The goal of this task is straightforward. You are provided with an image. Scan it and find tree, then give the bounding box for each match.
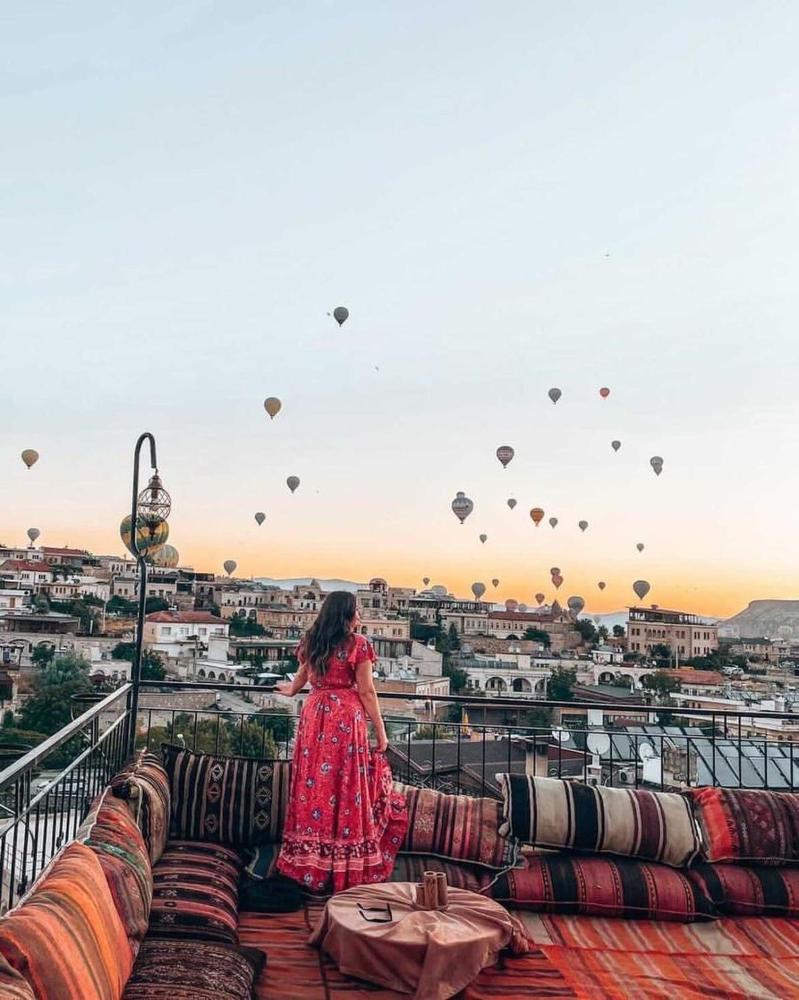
[443,662,469,694]
[521,705,553,730]
[141,650,167,681]
[145,597,170,614]
[42,653,92,687]
[640,670,682,701]
[523,627,551,647]
[33,593,49,614]
[144,713,278,758]
[228,616,267,638]
[2,709,14,729]
[111,642,136,660]
[548,665,576,701]
[31,644,55,669]
[108,596,137,615]
[651,643,672,662]
[612,625,626,638]
[254,706,296,745]
[574,619,598,644]
[597,625,609,643]
[447,623,460,651]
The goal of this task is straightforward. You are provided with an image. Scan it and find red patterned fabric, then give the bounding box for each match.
[122,940,265,1000]
[149,841,242,945]
[110,752,171,865]
[687,787,799,864]
[689,862,799,916]
[491,853,717,922]
[276,635,408,893]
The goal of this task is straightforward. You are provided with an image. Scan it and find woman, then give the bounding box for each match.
[276,591,408,893]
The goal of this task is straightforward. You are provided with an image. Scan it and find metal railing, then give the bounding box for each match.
[0,685,132,912]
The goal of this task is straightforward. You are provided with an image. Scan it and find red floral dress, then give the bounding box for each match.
[276,633,408,893]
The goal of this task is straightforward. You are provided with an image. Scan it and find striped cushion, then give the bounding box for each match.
[687,787,799,864]
[149,841,242,945]
[0,956,35,1000]
[492,853,717,922]
[110,752,171,865]
[0,842,134,1000]
[498,775,701,868]
[163,745,291,846]
[394,782,516,870]
[689,862,799,916]
[77,788,153,946]
[122,939,265,1000]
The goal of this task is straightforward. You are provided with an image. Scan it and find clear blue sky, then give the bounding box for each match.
[3,3,799,615]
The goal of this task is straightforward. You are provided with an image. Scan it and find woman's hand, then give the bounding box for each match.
[373,734,389,753]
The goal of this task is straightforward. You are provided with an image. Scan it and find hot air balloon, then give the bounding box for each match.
[478,534,487,544]
[550,567,561,577]
[567,596,585,616]
[224,560,238,576]
[287,476,300,493]
[152,543,180,569]
[518,603,528,612]
[120,515,169,559]
[535,593,545,605]
[472,582,486,600]
[505,599,518,612]
[597,581,606,591]
[496,445,515,468]
[332,306,349,326]
[255,512,266,526]
[549,517,558,528]
[578,520,588,532]
[491,578,500,588]
[422,577,430,587]
[611,440,621,452]
[633,579,650,601]
[21,450,39,469]
[263,397,282,420]
[548,388,562,404]
[530,507,544,526]
[552,574,564,589]
[451,492,474,524]
[650,456,664,476]
[431,585,447,597]
[26,528,40,544]
[636,542,645,553]
[507,498,517,510]
[599,387,610,399]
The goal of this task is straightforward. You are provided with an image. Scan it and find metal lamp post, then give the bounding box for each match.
[126,433,171,756]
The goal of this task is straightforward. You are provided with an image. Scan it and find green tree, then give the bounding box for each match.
[141,650,167,681]
[32,593,49,614]
[447,623,460,651]
[42,653,92,687]
[523,627,551,647]
[254,706,296,745]
[521,705,553,730]
[108,596,137,615]
[574,619,598,644]
[111,642,136,660]
[31,644,55,669]
[228,616,267,638]
[548,665,576,701]
[640,670,682,700]
[612,624,626,638]
[2,709,15,729]
[651,643,672,662]
[442,662,469,694]
[597,625,609,642]
[145,597,170,614]
[144,713,278,758]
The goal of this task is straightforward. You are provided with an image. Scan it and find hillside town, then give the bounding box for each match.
[3,541,799,760]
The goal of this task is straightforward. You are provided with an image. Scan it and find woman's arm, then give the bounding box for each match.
[286,662,309,697]
[355,660,388,752]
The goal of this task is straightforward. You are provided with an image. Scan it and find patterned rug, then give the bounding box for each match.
[239,906,799,1000]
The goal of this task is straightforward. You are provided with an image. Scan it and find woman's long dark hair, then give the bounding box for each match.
[300,590,357,676]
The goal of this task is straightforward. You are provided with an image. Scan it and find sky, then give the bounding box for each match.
[3,2,799,618]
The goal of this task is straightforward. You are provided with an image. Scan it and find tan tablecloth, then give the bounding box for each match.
[308,881,528,1000]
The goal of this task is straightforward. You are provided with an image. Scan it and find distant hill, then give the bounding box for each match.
[253,577,364,593]
[721,600,799,639]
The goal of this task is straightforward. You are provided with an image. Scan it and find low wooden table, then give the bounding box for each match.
[308,881,528,1000]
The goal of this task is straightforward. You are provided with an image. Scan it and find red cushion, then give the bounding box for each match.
[491,853,717,922]
[687,787,799,864]
[149,841,242,945]
[689,862,799,916]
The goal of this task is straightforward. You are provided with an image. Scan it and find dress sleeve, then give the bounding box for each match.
[352,634,376,666]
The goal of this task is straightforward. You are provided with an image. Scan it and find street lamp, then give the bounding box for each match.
[124,433,171,755]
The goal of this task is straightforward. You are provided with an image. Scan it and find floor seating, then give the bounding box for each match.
[2,747,799,999]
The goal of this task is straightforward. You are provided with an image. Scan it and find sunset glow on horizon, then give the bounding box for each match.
[4,3,799,622]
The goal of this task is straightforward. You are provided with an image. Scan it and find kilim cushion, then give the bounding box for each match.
[0,955,35,1000]
[390,853,492,893]
[122,939,265,1000]
[686,787,799,864]
[0,842,134,1000]
[498,774,701,868]
[689,862,799,916]
[491,853,717,922]
[162,745,291,846]
[148,841,242,945]
[77,788,153,946]
[110,752,171,865]
[394,782,518,870]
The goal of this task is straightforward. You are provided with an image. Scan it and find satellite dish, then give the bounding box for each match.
[638,743,656,761]
[586,733,611,756]
[550,727,570,743]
